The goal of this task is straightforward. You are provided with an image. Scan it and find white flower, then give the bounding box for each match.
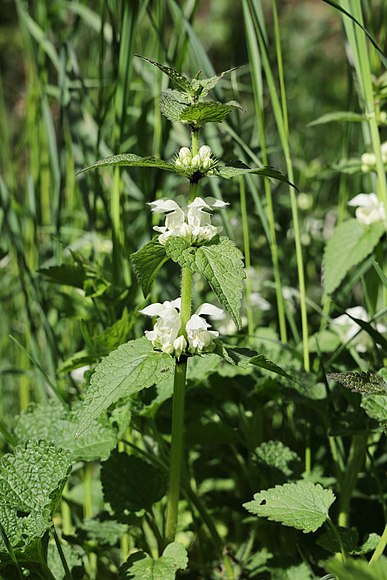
[331,306,386,353]
[149,196,228,245]
[186,303,224,354]
[140,299,185,355]
[348,193,385,225]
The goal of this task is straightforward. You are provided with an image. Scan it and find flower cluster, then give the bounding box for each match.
[361,142,387,172]
[149,196,228,245]
[174,145,216,174]
[140,300,223,356]
[348,193,385,225]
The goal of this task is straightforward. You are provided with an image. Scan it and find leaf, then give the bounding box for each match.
[323,219,385,295]
[308,111,366,126]
[160,90,190,122]
[248,353,298,383]
[37,264,87,288]
[351,533,381,555]
[253,441,301,477]
[317,526,359,553]
[76,338,175,435]
[179,101,236,126]
[79,518,127,546]
[120,542,188,579]
[165,236,245,327]
[0,441,71,555]
[243,481,335,533]
[327,371,387,395]
[136,55,192,93]
[191,67,239,98]
[361,394,387,422]
[47,543,84,579]
[269,562,315,580]
[131,238,169,297]
[14,400,117,462]
[326,555,387,580]
[215,161,298,190]
[77,154,177,176]
[101,450,167,514]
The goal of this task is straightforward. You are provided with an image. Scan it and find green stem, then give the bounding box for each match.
[239,176,254,337]
[338,433,367,527]
[165,358,188,544]
[53,528,73,580]
[369,522,387,564]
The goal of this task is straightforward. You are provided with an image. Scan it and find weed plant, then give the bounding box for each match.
[0,1,387,578]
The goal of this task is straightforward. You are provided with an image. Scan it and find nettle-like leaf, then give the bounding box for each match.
[327,371,387,395]
[14,400,117,462]
[323,219,385,295]
[361,394,387,424]
[317,526,359,554]
[253,441,301,478]
[131,237,168,297]
[220,345,298,383]
[179,101,239,127]
[79,518,127,546]
[101,450,167,514]
[0,441,71,555]
[47,542,84,579]
[165,236,245,327]
[76,338,175,435]
[326,555,387,580]
[137,56,192,93]
[248,353,298,383]
[215,161,297,189]
[120,542,188,579]
[243,481,335,533]
[160,89,191,122]
[77,153,178,176]
[190,67,238,98]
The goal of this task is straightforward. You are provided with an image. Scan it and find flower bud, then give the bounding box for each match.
[179,147,191,160]
[199,145,212,159]
[191,154,201,169]
[173,335,187,358]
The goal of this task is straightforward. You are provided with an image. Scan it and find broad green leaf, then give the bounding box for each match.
[248,353,298,382]
[101,451,167,514]
[0,440,71,513]
[131,238,169,297]
[0,441,71,556]
[179,101,237,126]
[37,264,87,288]
[76,338,175,435]
[328,371,387,395]
[79,518,127,545]
[160,89,190,122]
[215,161,297,189]
[120,542,188,579]
[14,400,117,462]
[326,555,387,580]
[77,154,177,176]
[317,526,358,553]
[308,111,366,126]
[93,308,136,352]
[269,562,315,580]
[361,394,387,422]
[243,481,335,533]
[47,542,84,579]
[323,219,385,295]
[253,441,300,477]
[165,236,245,327]
[136,55,192,93]
[191,67,239,98]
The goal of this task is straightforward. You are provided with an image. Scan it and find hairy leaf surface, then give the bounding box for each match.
[131,238,168,297]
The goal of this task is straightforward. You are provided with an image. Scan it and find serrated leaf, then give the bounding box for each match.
[0,440,71,513]
[243,481,335,533]
[308,111,366,126]
[120,541,188,579]
[137,56,192,93]
[131,238,168,297]
[326,555,387,580]
[14,400,117,462]
[79,518,127,545]
[323,219,385,295]
[0,504,49,557]
[215,161,297,189]
[361,394,387,422]
[317,526,358,553]
[160,90,190,122]
[77,154,177,176]
[179,101,236,126]
[191,67,239,98]
[328,371,387,395]
[253,441,300,477]
[101,451,167,514]
[76,338,175,435]
[165,236,245,327]
[37,264,87,288]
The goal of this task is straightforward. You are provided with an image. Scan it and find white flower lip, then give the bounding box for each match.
[348,192,385,225]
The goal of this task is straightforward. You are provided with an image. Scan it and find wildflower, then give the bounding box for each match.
[149,196,228,245]
[331,306,386,353]
[348,193,385,226]
[140,299,186,355]
[361,142,387,172]
[186,303,224,354]
[174,145,216,174]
